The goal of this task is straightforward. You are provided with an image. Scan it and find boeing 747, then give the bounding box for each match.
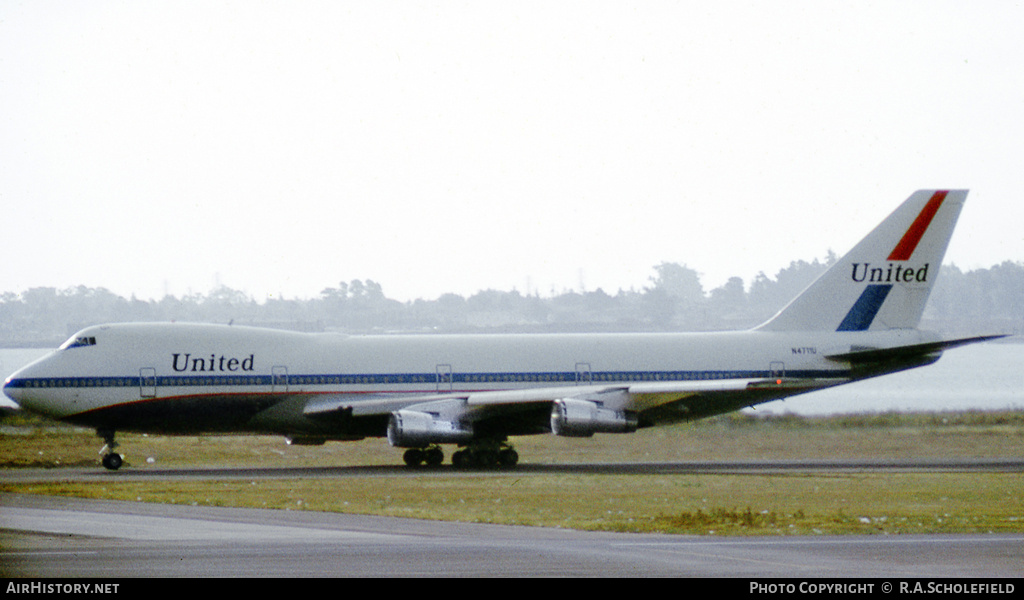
[3,190,1003,469]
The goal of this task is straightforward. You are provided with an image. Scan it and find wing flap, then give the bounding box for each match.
[303,394,449,418]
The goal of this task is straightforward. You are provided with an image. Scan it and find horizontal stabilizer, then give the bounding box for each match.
[825,334,1008,364]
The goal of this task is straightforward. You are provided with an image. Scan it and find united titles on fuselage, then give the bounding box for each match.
[171,353,255,373]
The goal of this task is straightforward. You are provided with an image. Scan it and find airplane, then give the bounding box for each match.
[3,189,1005,470]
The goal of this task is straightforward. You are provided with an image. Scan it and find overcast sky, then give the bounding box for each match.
[2,1,1022,302]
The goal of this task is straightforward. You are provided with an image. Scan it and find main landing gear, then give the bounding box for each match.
[97,428,123,471]
[402,441,519,469]
[403,446,445,467]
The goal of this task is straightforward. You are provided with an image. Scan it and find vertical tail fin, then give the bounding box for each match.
[758,189,967,332]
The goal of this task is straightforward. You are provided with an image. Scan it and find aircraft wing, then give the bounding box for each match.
[302,376,827,436]
[304,380,760,418]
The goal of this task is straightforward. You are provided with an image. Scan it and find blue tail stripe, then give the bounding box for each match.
[837,284,893,331]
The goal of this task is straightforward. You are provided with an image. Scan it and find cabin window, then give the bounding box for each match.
[60,336,97,350]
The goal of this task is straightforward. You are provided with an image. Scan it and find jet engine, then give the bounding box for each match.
[387,410,474,448]
[549,398,638,437]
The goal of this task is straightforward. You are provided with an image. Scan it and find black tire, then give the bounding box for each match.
[403,448,423,467]
[498,448,519,467]
[425,447,444,467]
[102,453,123,471]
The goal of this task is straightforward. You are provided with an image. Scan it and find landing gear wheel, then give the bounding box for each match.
[425,447,444,467]
[452,440,519,470]
[475,450,498,468]
[97,428,123,471]
[403,446,444,467]
[403,448,424,467]
[498,448,519,468]
[102,453,123,471]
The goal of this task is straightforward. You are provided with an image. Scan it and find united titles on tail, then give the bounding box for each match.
[760,190,965,332]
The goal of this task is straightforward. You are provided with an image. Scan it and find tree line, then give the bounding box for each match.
[1,259,1021,346]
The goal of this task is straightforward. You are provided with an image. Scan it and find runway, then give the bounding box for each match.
[2,490,1022,578]
[2,457,1022,484]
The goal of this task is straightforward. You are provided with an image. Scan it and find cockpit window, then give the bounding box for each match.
[60,336,97,350]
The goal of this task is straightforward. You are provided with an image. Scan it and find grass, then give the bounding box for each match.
[5,472,1020,536]
[2,410,1022,536]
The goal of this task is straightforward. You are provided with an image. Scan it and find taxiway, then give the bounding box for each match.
[1,491,1021,578]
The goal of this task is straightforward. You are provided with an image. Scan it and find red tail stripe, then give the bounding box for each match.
[887,190,948,261]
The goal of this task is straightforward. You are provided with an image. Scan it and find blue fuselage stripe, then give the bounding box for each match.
[5,368,848,391]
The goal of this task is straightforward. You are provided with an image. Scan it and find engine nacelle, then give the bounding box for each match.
[549,398,638,437]
[387,410,474,448]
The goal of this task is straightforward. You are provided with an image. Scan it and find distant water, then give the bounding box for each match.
[756,341,1024,415]
[2,342,1021,414]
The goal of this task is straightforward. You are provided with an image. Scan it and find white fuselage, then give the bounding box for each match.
[4,321,935,437]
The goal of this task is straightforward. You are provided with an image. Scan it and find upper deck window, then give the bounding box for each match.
[60,336,97,350]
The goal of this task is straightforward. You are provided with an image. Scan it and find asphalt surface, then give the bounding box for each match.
[2,485,1022,578]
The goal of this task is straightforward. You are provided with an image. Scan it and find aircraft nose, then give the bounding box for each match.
[3,375,24,407]
[3,355,55,411]
[3,358,64,417]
